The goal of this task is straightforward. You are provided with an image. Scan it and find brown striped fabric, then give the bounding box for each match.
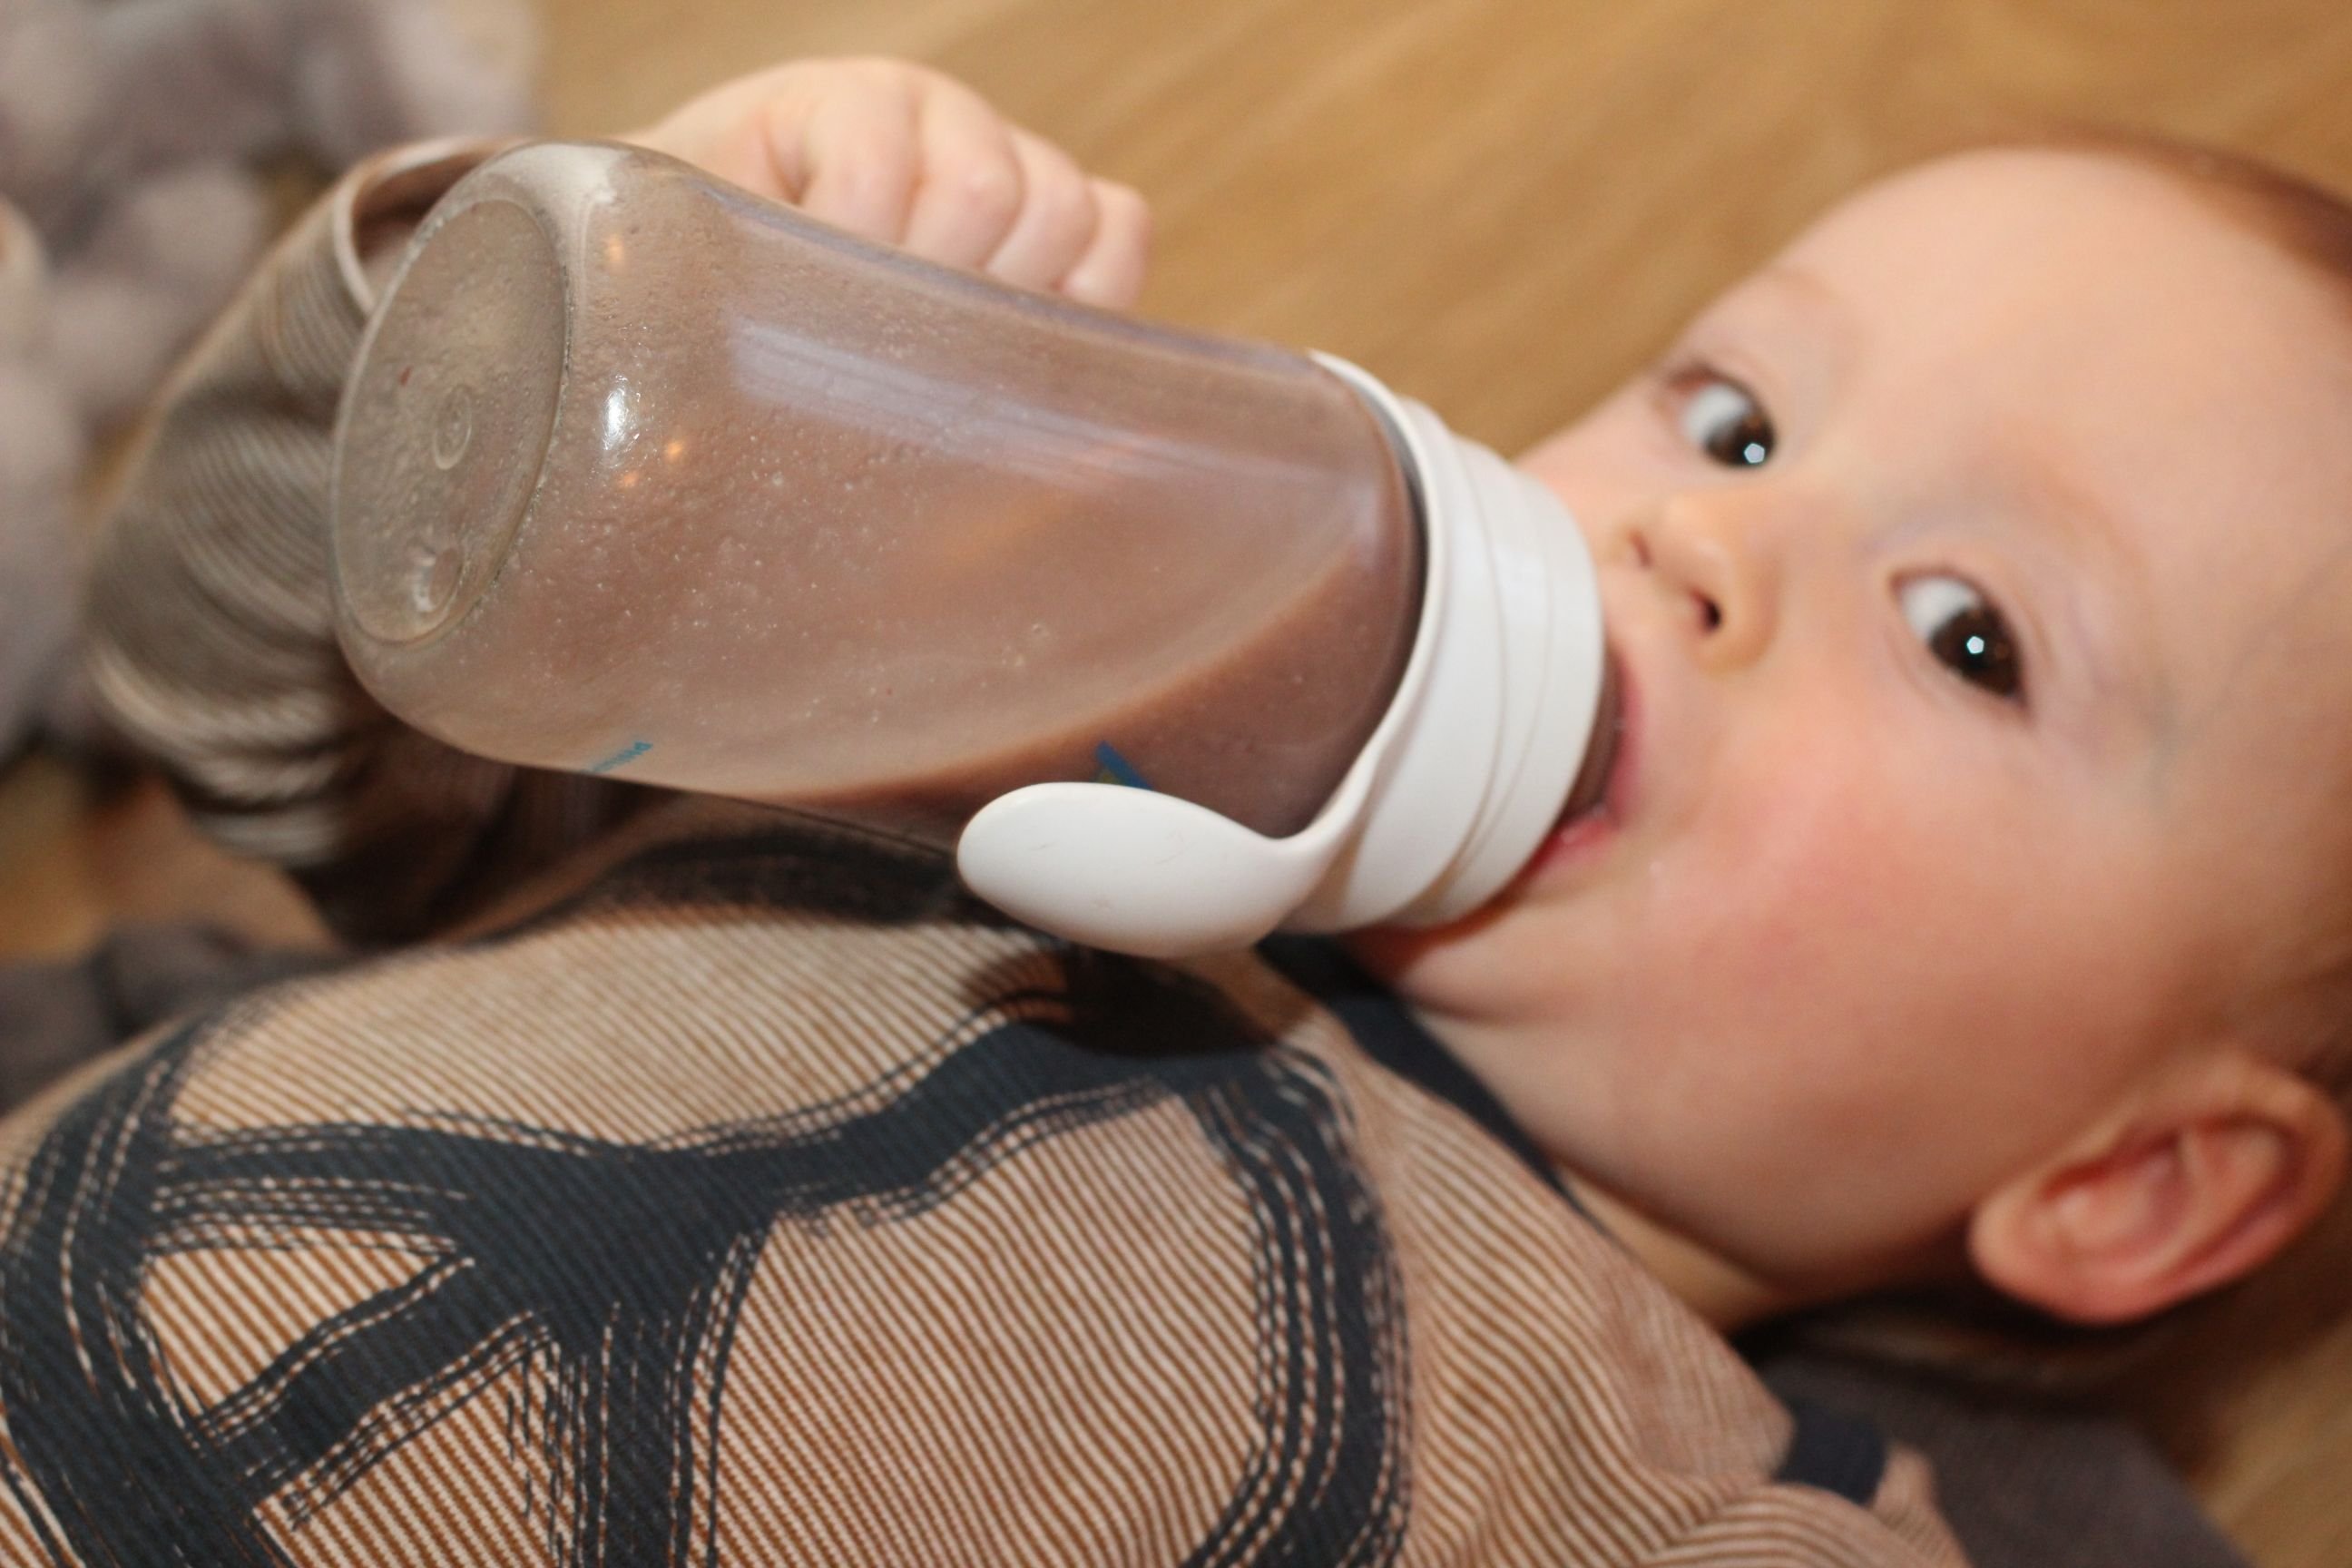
[26,143,1975,1564]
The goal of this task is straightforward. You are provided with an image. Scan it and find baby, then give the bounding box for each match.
[35,54,2352,1567]
[1358,129,2352,1336]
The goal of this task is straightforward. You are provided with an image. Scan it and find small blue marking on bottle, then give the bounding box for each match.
[588,739,653,775]
[1093,742,1152,789]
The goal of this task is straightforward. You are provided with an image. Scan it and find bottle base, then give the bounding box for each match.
[333,191,568,648]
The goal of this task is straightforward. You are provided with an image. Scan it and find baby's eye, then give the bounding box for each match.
[1896,573,2024,702]
[1678,374,1775,467]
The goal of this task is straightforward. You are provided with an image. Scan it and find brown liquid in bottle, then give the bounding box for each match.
[334,142,1421,848]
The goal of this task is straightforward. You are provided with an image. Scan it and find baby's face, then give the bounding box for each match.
[1352,149,2352,1290]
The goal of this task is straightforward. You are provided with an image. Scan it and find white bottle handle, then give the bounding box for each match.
[956,779,1363,958]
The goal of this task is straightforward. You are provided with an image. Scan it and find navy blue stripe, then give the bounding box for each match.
[1772,1396,1889,1507]
[1257,936,1585,1218]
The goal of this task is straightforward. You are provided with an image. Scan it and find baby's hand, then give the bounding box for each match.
[624,58,1151,309]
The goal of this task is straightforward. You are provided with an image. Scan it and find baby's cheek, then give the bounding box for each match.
[1675,761,1913,966]
[1721,777,2103,1107]
[1656,761,1975,1070]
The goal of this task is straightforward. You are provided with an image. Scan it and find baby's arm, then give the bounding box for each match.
[83,59,1149,946]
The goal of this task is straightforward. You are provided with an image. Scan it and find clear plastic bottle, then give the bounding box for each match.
[332,142,1608,956]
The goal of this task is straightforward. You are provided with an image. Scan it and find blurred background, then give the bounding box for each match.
[3,1,2351,1562]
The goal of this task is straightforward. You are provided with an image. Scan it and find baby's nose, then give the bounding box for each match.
[1623,495,1777,670]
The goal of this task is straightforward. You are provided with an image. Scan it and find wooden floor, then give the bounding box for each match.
[8,0,2352,1560]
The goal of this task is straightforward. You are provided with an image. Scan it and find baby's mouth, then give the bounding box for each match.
[1555,648,1624,828]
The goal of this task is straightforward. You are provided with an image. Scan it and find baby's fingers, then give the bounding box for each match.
[777,70,921,243]
[627,60,1149,305]
[985,130,1101,295]
[899,78,1025,270]
[1060,179,1152,309]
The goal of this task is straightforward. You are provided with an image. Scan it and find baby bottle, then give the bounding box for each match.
[329,141,1612,956]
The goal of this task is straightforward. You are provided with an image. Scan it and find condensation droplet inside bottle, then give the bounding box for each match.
[433,386,475,470]
[408,542,460,615]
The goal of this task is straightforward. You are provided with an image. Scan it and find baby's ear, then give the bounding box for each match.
[1967,1050,2346,1325]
